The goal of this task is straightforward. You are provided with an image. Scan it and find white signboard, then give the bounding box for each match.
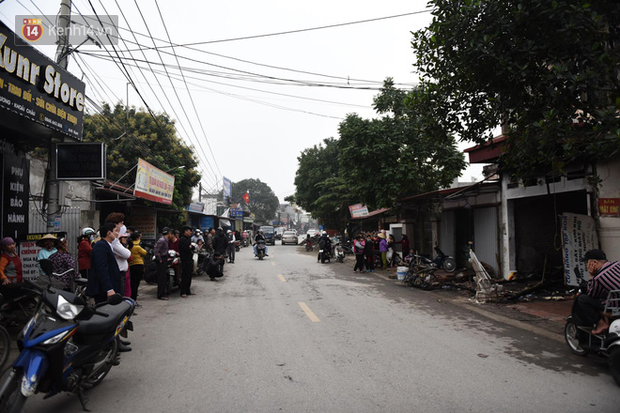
[562,213,598,286]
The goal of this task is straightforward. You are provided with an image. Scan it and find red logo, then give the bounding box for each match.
[22,19,43,42]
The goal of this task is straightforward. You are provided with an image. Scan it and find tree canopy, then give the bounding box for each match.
[412,0,620,177]
[291,79,466,225]
[230,178,279,224]
[83,103,201,213]
[291,138,353,230]
[337,79,465,209]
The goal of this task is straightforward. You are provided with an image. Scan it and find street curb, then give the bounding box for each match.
[371,271,566,344]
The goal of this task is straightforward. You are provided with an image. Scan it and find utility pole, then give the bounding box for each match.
[46,0,71,232]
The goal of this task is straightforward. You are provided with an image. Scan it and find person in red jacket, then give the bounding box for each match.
[78,228,95,279]
[0,237,22,285]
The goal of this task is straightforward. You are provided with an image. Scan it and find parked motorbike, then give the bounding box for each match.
[235,240,240,252]
[564,267,620,386]
[407,247,457,273]
[0,261,135,412]
[256,240,267,260]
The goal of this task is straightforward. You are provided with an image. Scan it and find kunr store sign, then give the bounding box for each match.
[0,21,85,139]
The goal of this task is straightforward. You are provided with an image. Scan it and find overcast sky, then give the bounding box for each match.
[1,0,483,203]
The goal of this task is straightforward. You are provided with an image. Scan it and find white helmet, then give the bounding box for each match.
[82,227,95,236]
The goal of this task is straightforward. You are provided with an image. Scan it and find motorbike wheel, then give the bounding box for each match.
[442,258,457,273]
[609,347,620,387]
[258,251,264,260]
[83,338,119,388]
[0,326,10,372]
[564,318,587,356]
[321,253,326,264]
[0,370,27,413]
[166,272,174,296]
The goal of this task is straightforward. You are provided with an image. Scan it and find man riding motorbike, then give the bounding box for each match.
[317,232,332,262]
[254,230,269,256]
[576,249,620,334]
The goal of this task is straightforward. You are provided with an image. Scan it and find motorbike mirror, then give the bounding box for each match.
[107,293,123,305]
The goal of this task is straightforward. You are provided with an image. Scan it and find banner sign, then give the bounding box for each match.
[562,213,598,286]
[0,21,85,139]
[200,216,214,232]
[599,198,620,218]
[131,206,157,241]
[133,158,174,205]
[188,202,204,213]
[348,203,369,219]
[2,154,29,240]
[223,176,232,200]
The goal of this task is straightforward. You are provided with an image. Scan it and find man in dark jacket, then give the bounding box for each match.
[206,251,225,281]
[212,227,228,272]
[178,225,194,298]
[86,222,120,304]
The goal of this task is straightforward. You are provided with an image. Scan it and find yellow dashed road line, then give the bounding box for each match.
[298,302,321,322]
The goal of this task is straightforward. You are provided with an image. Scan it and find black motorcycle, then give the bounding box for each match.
[256,240,267,260]
[0,261,135,412]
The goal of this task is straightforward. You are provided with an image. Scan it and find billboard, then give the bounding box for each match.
[348,204,369,219]
[0,21,85,139]
[133,158,174,205]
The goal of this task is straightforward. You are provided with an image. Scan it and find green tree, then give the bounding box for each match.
[337,79,466,209]
[230,178,279,224]
[412,0,620,178]
[291,138,353,230]
[83,103,201,221]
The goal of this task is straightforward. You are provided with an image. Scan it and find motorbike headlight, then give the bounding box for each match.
[56,295,84,320]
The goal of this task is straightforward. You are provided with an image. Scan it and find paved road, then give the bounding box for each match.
[20,242,620,412]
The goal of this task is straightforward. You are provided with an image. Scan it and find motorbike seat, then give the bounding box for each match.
[78,301,133,336]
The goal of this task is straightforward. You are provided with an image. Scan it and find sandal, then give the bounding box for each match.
[158,297,169,301]
[181,294,188,298]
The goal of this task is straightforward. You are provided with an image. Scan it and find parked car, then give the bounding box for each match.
[281,231,298,245]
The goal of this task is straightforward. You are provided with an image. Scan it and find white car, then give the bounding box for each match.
[306,229,318,238]
[281,231,298,245]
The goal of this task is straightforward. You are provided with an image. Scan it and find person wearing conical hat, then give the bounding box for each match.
[36,234,59,275]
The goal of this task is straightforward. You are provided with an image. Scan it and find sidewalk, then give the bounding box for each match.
[372,267,573,343]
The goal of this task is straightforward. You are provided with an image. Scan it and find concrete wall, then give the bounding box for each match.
[599,158,620,254]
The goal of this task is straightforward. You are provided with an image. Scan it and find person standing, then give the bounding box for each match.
[226,230,236,263]
[353,235,365,272]
[48,237,78,291]
[78,228,95,279]
[179,225,195,298]
[153,227,174,300]
[0,237,22,285]
[205,228,215,253]
[86,222,121,304]
[104,213,132,297]
[364,234,375,273]
[378,232,388,270]
[128,232,147,304]
[213,228,228,271]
